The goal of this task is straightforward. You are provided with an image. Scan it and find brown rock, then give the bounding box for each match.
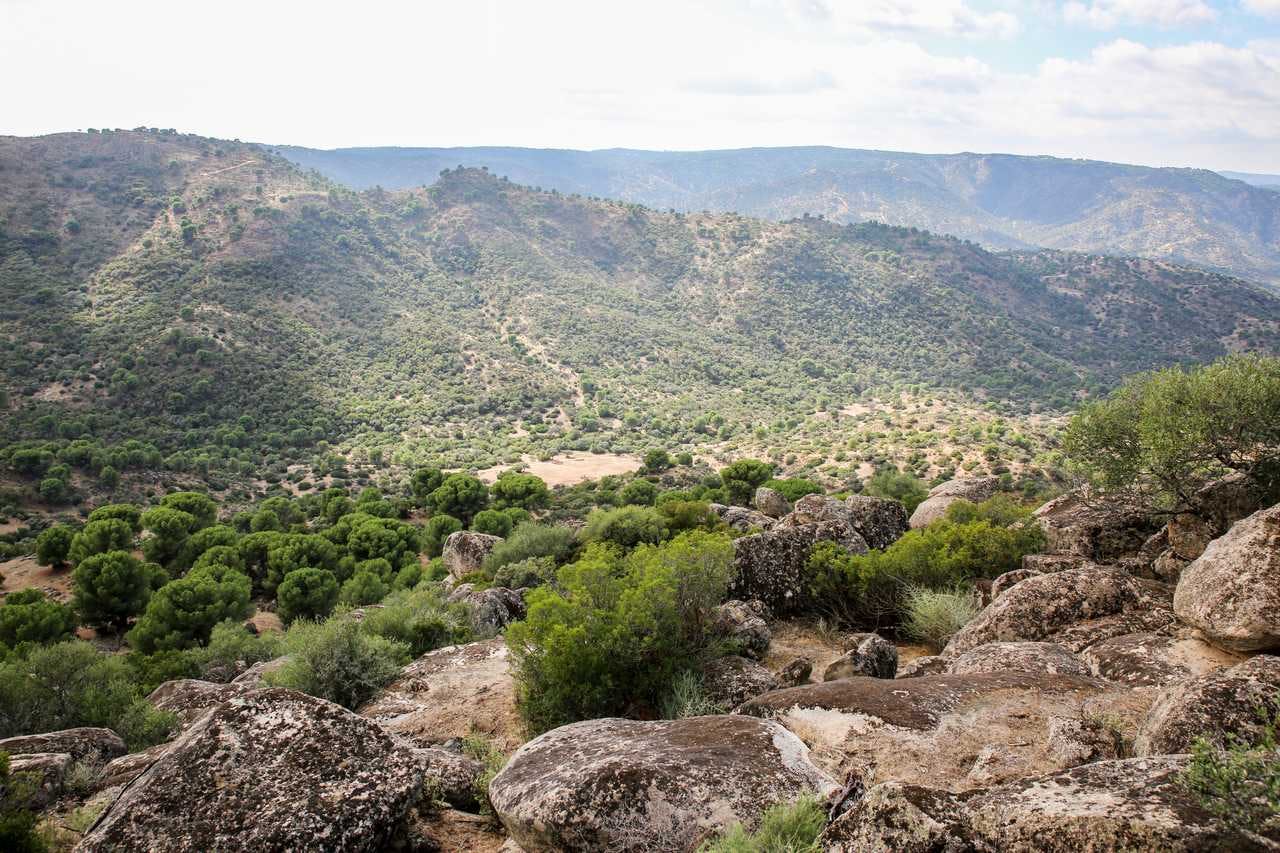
[823,633,898,680]
[944,641,1090,677]
[1080,631,1245,687]
[147,678,255,730]
[701,655,780,708]
[443,531,503,580]
[753,486,791,519]
[0,727,125,764]
[712,599,771,660]
[1136,655,1280,756]
[1033,490,1161,562]
[908,477,1000,529]
[9,751,72,808]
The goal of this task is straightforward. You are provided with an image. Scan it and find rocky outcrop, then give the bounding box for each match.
[443,531,502,580]
[823,756,1269,852]
[1173,503,1280,652]
[896,654,947,678]
[753,486,791,519]
[488,715,837,853]
[416,746,486,813]
[990,567,1041,599]
[908,477,1000,529]
[700,655,780,708]
[712,599,771,660]
[1136,655,1280,756]
[0,727,125,764]
[1079,631,1245,687]
[1047,715,1126,767]
[842,495,909,550]
[147,678,255,730]
[708,503,776,533]
[737,670,1147,789]
[1021,552,1092,574]
[731,523,867,613]
[944,566,1176,655]
[1033,490,1161,562]
[775,495,874,553]
[231,655,293,687]
[9,751,72,808]
[77,688,423,853]
[448,585,526,635]
[944,641,1091,678]
[94,743,169,792]
[823,633,898,680]
[357,637,524,751]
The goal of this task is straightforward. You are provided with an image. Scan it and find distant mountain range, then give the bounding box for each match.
[277,145,1280,288]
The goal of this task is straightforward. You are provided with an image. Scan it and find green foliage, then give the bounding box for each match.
[266,615,411,709]
[198,620,283,680]
[410,467,444,505]
[721,459,774,506]
[489,472,549,510]
[0,751,48,853]
[276,567,339,624]
[264,533,341,593]
[127,562,253,652]
[72,550,161,630]
[34,524,74,568]
[423,514,463,558]
[619,478,658,506]
[483,522,577,573]
[506,531,733,734]
[865,466,929,513]
[492,555,556,590]
[472,508,514,538]
[658,500,724,535]
[359,584,472,656]
[643,448,672,473]
[901,586,979,651]
[172,524,238,573]
[1065,355,1280,510]
[660,670,727,719]
[763,478,823,502]
[0,590,76,649]
[113,699,179,752]
[460,733,508,818]
[1181,697,1280,835]
[339,569,389,607]
[68,518,135,565]
[698,796,826,853]
[160,492,218,529]
[427,474,489,524]
[581,505,669,549]
[140,506,196,566]
[87,503,143,532]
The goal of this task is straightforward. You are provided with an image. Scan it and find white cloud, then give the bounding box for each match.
[1243,0,1280,18]
[784,0,1019,38]
[1063,0,1217,28]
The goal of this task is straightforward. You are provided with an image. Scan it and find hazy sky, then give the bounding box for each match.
[3,0,1279,171]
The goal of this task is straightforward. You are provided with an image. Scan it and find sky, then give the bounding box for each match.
[2,0,1279,172]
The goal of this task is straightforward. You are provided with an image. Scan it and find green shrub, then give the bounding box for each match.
[901,586,978,651]
[34,524,74,569]
[658,500,723,534]
[276,567,339,624]
[87,503,142,532]
[113,699,179,751]
[619,478,658,506]
[1181,698,1280,835]
[489,472,549,510]
[472,508,514,538]
[660,670,727,719]
[266,616,410,709]
[506,531,733,734]
[160,492,217,530]
[423,514,463,558]
[492,555,556,589]
[427,474,489,524]
[483,522,577,573]
[0,590,76,649]
[460,733,508,818]
[358,585,472,656]
[699,796,826,853]
[339,569,389,607]
[721,459,774,506]
[72,550,163,631]
[68,518,135,565]
[864,467,929,513]
[0,641,137,741]
[581,505,669,549]
[0,751,47,853]
[127,562,253,652]
[140,506,197,567]
[198,620,283,680]
[763,478,823,502]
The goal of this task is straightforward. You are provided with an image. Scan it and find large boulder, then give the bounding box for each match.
[1135,655,1280,756]
[357,637,524,751]
[0,727,125,763]
[449,585,526,635]
[77,688,423,852]
[442,531,502,580]
[147,678,255,730]
[943,641,1091,678]
[488,716,837,852]
[700,655,780,708]
[1079,631,1245,687]
[1173,503,1280,653]
[843,495,909,550]
[1033,490,1161,562]
[708,503,776,533]
[944,566,1176,655]
[823,756,1270,852]
[94,743,169,793]
[711,599,771,660]
[908,477,1000,529]
[753,486,791,518]
[731,524,867,613]
[823,633,898,680]
[738,670,1146,789]
[416,746,487,813]
[231,654,293,687]
[9,752,72,808]
[775,495,873,553]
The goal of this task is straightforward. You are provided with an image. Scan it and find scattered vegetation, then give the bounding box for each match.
[698,796,827,853]
[1181,698,1280,836]
[900,586,978,651]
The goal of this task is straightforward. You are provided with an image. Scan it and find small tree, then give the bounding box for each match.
[1065,355,1280,512]
[427,474,489,524]
[160,492,218,530]
[35,524,75,569]
[127,563,253,653]
[68,518,135,565]
[276,568,340,624]
[423,514,463,558]
[489,472,550,511]
[0,589,77,648]
[140,507,197,567]
[72,551,161,630]
[642,449,672,473]
[720,459,774,506]
[87,503,143,532]
[472,508,514,538]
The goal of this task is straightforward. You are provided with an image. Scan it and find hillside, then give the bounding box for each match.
[278,145,1280,288]
[3,130,1280,504]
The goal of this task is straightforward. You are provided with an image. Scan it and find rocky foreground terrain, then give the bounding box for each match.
[4,476,1279,851]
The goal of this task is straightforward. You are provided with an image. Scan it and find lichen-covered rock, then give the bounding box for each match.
[416,747,486,813]
[1033,490,1161,562]
[908,477,1000,529]
[712,599,771,660]
[825,756,1269,852]
[895,654,948,678]
[990,567,1041,599]
[1021,552,1092,574]
[944,641,1090,678]
[9,751,71,808]
[1173,503,1280,653]
[842,495,909,550]
[443,531,503,580]
[1135,655,1280,756]
[774,495,873,554]
[94,743,169,793]
[231,655,294,687]
[753,486,791,519]
[778,656,814,687]
[455,586,526,635]
[147,678,255,730]
[1047,715,1126,767]
[823,633,898,680]
[488,716,837,853]
[357,637,524,751]
[77,688,423,853]
[731,525,867,613]
[0,727,125,764]
[701,655,780,708]
[708,503,776,533]
[404,807,509,853]
[1079,631,1244,687]
[943,566,1176,655]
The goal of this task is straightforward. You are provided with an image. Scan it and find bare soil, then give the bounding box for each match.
[478,452,640,487]
[0,555,73,602]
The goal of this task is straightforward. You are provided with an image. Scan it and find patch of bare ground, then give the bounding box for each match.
[478,452,640,487]
[248,609,284,634]
[0,555,73,602]
[764,620,934,684]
